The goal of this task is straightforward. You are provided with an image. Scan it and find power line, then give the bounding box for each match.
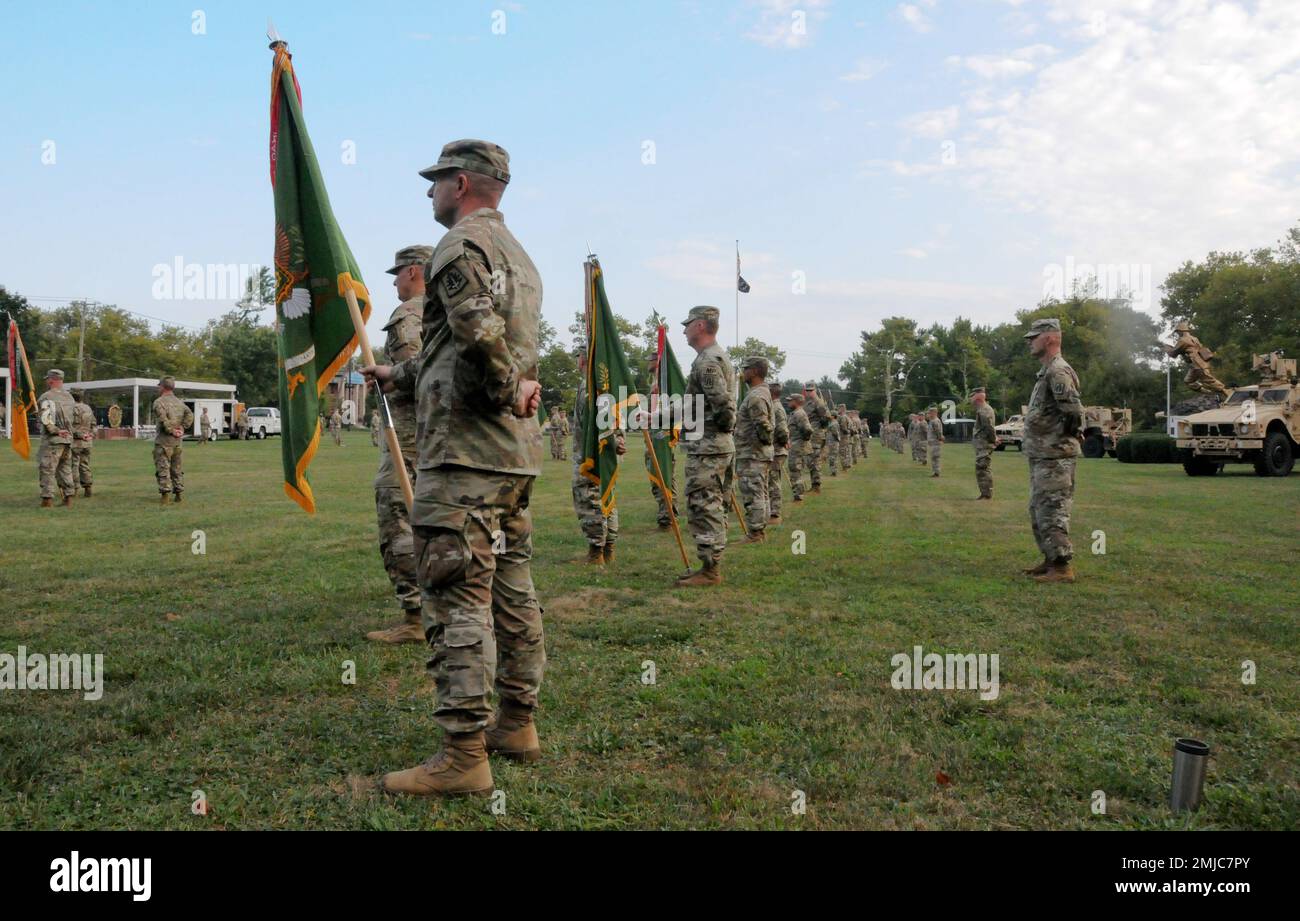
[16,295,214,332]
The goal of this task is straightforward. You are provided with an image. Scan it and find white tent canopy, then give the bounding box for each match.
[63,377,237,434]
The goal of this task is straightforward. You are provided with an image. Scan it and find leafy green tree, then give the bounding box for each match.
[204,311,279,407]
[726,336,787,380]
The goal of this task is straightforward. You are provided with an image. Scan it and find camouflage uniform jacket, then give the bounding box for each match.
[684,342,735,456]
[38,389,76,445]
[973,403,997,452]
[390,207,543,479]
[771,400,790,457]
[734,383,774,462]
[788,406,813,447]
[806,395,832,430]
[1024,353,1082,460]
[72,403,96,441]
[152,393,193,446]
[926,417,944,445]
[376,295,423,488]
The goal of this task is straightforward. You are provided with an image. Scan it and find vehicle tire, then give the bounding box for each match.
[1258,430,1295,477]
[257,428,266,440]
[1082,434,1104,458]
[994,444,1005,452]
[1016,442,1023,453]
[1183,453,1217,477]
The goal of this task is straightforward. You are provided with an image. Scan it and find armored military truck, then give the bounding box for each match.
[994,408,1028,451]
[1176,351,1297,477]
[1081,406,1132,458]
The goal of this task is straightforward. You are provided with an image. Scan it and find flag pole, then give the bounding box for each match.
[642,429,691,572]
[343,285,414,514]
[735,239,740,349]
[730,488,750,538]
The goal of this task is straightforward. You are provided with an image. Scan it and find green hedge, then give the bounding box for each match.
[1116,434,1181,464]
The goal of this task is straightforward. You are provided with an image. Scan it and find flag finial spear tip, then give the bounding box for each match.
[267,20,287,50]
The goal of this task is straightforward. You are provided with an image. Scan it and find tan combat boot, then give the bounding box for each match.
[40,498,53,508]
[366,611,425,645]
[768,515,782,525]
[1033,560,1076,584]
[173,491,183,504]
[585,545,605,566]
[485,701,542,763]
[1021,558,1051,576]
[811,485,822,495]
[603,543,616,564]
[382,731,493,797]
[740,531,766,545]
[62,495,73,507]
[83,485,92,498]
[160,493,171,506]
[675,563,722,587]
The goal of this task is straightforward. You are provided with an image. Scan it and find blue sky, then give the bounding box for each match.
[3,0,1298,382]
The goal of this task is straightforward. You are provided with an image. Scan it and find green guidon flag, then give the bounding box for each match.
[646,323,687,504]
[579,257,640,515]
[268,43,371,513]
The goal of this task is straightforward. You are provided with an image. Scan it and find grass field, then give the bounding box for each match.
[0,433,1296,830]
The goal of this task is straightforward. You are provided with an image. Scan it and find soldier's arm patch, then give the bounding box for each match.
[442,267,468,297]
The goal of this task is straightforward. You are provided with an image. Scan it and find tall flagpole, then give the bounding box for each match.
[735,239,740,349]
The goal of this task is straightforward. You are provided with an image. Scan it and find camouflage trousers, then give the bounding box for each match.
[153,443,184,495]
[331,426,343,446]
[787,444,810,499]
[840,441,853,468]
[1029,457,1076,562]
[808,434,825,487]
[975,449,993,498]
[736,455,771,534]
[71,443,93,487]
[549,431,563,460]
[911,440,926,463]
[769,452,787,517]
[39,443,75,499]
[376,481,421,615]
[371,428,379,447]
[929,442,942,475]
[572,462,618,547]
[685,452,734,567]
[199,426,210,445]
[413,467,544,734]
[825,439,839,474]
[645,450,678,526]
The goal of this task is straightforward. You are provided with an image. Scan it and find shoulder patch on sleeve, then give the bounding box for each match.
[426,240,466,284]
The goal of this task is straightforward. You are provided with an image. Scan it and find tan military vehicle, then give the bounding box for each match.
[1176,351,1298,477]
[993,407,1028,451]
[1081,406,1132,458]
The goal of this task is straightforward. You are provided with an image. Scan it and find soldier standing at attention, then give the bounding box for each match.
[367,244,432,645]
[370,408,381,446]
[199,407,212,445]
[676,306,736,587]
[837,405,853,470]
[825,410,840,477]
[786,392,812,503]
[236,406,248,440]
[734,356,774,544]
[36,369,76,508]
[971,388,999,500]
[548,407,562,460]
[152,377,193,505]
[572,355,626,564]
[329,408,344,446]
[803,382,830,494]
[767,382,789,525]
[926,407,944,477]
[558,410,570,460]
[364,140,545,795]
[70,390,96,497]
[1021,318,1083,584]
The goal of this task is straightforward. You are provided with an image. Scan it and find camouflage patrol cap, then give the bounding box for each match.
[969,387,986,398]
[1024,317,1062,339]
[158,376,176,389]
[681,305,720,326]
[419,139,511,185]
[46,368,64,380]
[741,355,769,375]
[789,392,805,403]
[1173,320,1192,332]
[803,380,816,389]
[385,244,434,275]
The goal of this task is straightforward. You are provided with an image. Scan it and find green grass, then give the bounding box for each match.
[0,435,1296,829]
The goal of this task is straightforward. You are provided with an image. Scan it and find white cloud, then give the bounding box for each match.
[897,0,937,33]
[896,0,1300,282]
[902,105,959,139]
[839,57,887,82]
[946,44,1056,80]
[744,0,832,49]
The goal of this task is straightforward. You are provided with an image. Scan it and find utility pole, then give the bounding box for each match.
[76,302,87,383]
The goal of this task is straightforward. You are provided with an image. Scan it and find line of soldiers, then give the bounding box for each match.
[33,370,194,507]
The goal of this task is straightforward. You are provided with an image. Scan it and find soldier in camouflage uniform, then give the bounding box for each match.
[367,140,546,796]
[734,356,774,544]
[824,412,841,476]
[152,377,193,505]
[572,362,626,563]
[1021,318,1083,583]
[675,306,736,587]
[906,414,923,464]
[803,382,831,493]
[70,390,95,497]
[926,407,944,477]
[36,370,76,508]
[367,244,432,645]
[548,407,564,460]
[370,409,381,446]
[767,382,789,524]
[971,388,998,500]
[329,408,344,446]
[198,407,211,446]
[557,410,570,460]
[837,405,854,470]
[786,392,813,502]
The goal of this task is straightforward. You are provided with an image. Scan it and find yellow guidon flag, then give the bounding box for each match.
[5,316,40,461]
[267,39,371,513]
